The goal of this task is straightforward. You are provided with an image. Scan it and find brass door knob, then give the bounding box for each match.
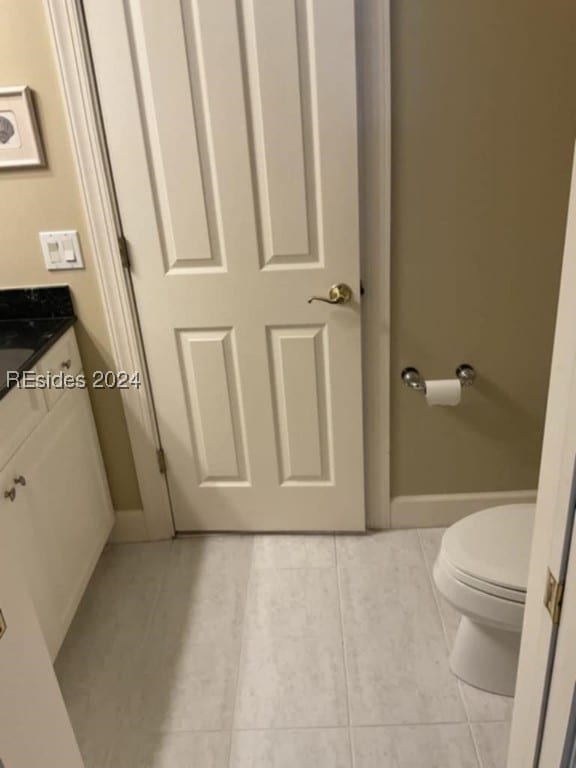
[308,283,353,305]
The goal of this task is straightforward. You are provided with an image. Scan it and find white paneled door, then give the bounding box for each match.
[85,0,364,531]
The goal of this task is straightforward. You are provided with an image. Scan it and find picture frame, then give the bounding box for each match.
[0,86,45,169]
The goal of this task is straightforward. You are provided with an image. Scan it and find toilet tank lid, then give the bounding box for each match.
[441,504,536,591]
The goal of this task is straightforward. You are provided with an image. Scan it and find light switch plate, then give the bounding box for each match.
[39,230,84,270]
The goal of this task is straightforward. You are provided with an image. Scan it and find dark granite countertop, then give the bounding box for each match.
[0,286,76,401]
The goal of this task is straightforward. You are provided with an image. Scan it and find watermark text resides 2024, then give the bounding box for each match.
[5,370,142,390]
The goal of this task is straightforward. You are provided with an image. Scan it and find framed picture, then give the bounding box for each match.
[0,86,45,169]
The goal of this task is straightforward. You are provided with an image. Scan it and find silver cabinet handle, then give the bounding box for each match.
[3,488,16,502]
[14,475,26,486]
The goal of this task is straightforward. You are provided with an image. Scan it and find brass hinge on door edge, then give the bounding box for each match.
[157,447,167,475]
[118,234,131,269]
[544,568,564,625]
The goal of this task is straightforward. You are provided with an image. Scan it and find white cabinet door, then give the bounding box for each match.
[3,385,113,659]
[85,0,365,532]
[0,486,84,768]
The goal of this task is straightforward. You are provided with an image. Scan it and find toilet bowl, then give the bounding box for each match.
[433,503,535,696]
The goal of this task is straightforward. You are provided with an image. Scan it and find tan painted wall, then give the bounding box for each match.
[0,0,141,511]
[390,0,576,496]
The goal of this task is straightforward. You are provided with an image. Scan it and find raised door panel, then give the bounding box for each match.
[242,0,311,265]
[267,325,332,484]
[128,0,214,270]
[177,328,250,484]
[128,0,260,274]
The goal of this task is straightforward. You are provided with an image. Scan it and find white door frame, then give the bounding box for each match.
[43,0,391,538]
[508,145,576,766]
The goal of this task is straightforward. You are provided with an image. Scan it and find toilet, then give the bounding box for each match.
[433,503,535,696]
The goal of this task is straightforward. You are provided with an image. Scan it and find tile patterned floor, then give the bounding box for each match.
[55,529,512,768]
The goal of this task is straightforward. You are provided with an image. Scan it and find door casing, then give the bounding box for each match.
[44,0,391,539]
[509,144,576,766]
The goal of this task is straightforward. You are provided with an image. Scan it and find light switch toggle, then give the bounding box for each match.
[39,230,84,270]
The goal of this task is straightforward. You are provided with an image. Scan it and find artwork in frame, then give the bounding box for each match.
[0,86,45,169]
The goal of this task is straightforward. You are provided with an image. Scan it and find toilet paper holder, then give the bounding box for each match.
[401,364,476,392]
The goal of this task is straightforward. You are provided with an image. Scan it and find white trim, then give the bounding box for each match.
[509,146,576,767]
[390,490,537,529]
[108,509,149,543]
[358,0,392,529]
[43,0,174,540]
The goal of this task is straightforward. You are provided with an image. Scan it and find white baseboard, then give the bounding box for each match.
[389,490,537,529]
[108,509,149,542]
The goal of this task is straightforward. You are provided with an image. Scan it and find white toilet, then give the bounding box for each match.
[433,503,535,696]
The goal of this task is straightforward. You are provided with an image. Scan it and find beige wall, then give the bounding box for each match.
[0,0,141,511]
[390,0,576,496]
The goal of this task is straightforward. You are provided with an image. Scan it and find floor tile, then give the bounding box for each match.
[230,729,351,768]
[121,537,252,733]
[470,722,511,768]
[352,724,480,768]
[126,638,241,732]
[234,566,347,728]
[252,535,335,569]
[161,537,253,645]
[418,528,461,646]
[336,529,422,568]
[459,681,514,722]
[338,530,466,725]
[234,634,348,729]
[245,566,341,637]
[174,535,254,575]
[107,730,230,768]
[55,542,172,768]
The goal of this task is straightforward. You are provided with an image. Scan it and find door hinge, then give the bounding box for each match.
[118,234,131,269]
[544,568,564,625]
[157,447,167,475]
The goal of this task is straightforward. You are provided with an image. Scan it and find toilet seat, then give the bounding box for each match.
[439,503,535,594]
[437,550,527,603]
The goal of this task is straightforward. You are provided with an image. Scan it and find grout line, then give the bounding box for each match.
[226,535,256,767]
[103,540,176,768]
[252,564,339,571]
[334,535,356,768]
[140,719,499,736]
[415,529,471,722]
[468,722,485,768]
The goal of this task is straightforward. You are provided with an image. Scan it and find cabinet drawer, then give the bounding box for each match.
[0,381,47,469]
[38,328,82,409]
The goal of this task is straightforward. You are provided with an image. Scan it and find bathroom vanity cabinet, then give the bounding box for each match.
[0,328,114,659]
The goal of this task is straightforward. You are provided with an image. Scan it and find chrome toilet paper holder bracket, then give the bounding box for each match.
[401,364,476,393]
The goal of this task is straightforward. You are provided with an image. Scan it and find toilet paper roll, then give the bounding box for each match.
[425,379,461,406]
